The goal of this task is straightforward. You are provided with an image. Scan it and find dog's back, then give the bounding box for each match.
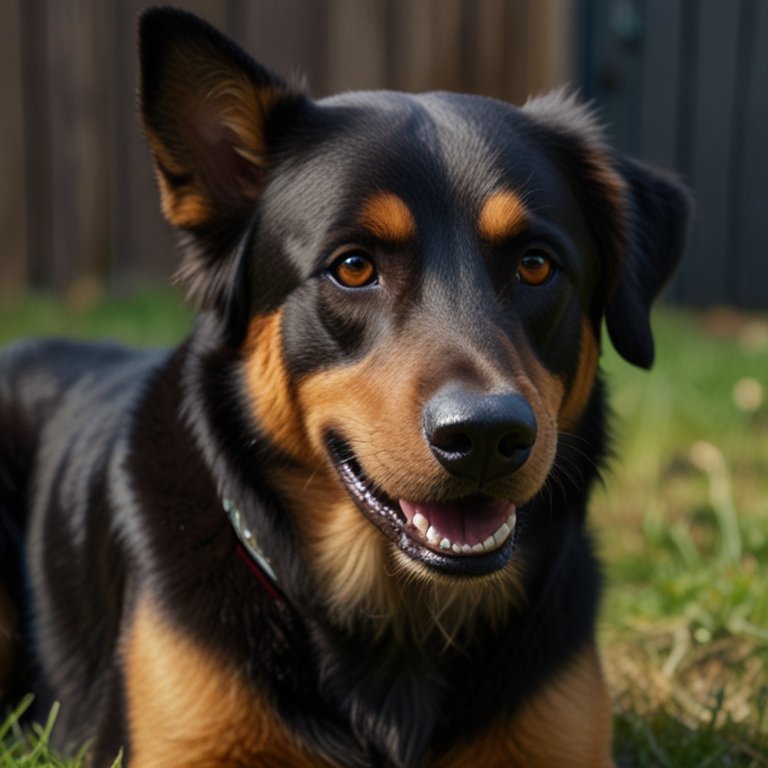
[0,340,166,709]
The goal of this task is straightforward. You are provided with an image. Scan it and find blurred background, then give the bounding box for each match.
[0,1,766,764]
[0,0,766,309]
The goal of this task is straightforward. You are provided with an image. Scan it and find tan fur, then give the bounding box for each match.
[238,249,593,646]
[478,189,530,242]
[270,466,403,631]
[272,460,528,647]
[358,192,418,244]
[435,643,615,768]
[259,332,559,642]
[242,310,307,458]
[296,336,557,504]
[124,597,613,766]
[514,320,601,434]
[144,43,285,230]
[559,321,600,431]
[123,595,328,768]
[581,149,630,297]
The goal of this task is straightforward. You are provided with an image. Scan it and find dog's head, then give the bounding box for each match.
[140,9,690,639]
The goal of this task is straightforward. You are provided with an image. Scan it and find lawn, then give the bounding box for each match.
[595,307,768,766]
[1,292,766,766]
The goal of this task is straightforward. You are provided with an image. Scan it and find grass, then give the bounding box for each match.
[1,292,767,765]
[0,288,193,347]
[595,308,768,766]
[0,696,121,767]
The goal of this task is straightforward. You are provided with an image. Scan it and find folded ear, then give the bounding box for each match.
[601,156,691,368]
[525,92,692,369]
[138,7,305,310]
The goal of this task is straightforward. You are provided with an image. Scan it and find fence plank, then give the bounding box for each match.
[734,0,768,308]
[639,0,686,302]
[0,0,27,301]
[472,0,514,100]
[522,0,571,101]
[499,0,533,105]
[639,0,684,169]
[237,0,330,97]
[18,0,52,291]
[45,0,112,301]
[581,0,645,155]
[683,0,741,305]
[326,0,388,93]
[432,0,467,93]
[388,0,436,93]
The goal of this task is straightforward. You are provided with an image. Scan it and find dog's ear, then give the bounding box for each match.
[602,156,691,368]
[524,92,692,369]
[139,7,301,230]
[138,7,305,312]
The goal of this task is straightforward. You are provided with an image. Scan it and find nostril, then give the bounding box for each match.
[497,414,537,458]
[431,428,472,456]
[498,433,530,459]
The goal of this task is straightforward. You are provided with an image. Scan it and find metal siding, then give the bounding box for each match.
[733,0,768,308]
[580,0,768,309]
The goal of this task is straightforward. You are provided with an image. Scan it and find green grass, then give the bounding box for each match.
[0,287,193,348]
[1,293,767,765]
[595,308,768,766]
[0,696,121,767]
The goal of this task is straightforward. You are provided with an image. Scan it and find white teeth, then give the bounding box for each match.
[412,512,429,535]
[493,522,511,547]
[410,507,518,555]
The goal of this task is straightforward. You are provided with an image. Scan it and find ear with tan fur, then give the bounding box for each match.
[139,7,305,312]
[139,6,302,230]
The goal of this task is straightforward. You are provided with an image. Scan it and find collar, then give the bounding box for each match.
[223,497,283,600]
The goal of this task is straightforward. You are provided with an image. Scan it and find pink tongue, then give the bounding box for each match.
[399,498,514,546]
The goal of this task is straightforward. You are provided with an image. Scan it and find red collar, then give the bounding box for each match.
[235,543,283,600]
[224,498,283,601]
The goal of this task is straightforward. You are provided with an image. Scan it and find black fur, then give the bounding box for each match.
[0,8,690,766]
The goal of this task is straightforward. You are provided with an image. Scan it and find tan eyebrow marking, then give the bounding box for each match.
[478,190,530,242]
[358,192,417,244]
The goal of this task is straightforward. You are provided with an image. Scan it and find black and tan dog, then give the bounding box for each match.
[0,7,690,767]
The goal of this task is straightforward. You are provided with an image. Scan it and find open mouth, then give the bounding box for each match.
[327,435,518,576]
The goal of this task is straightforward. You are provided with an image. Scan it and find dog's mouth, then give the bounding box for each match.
[327,435,517,576]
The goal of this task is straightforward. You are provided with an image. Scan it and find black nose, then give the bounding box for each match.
[423,387,537,484]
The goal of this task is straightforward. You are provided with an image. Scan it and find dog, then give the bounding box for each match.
[0,7,690,767]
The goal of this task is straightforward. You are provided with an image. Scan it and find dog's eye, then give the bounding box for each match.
[330,253,377,288]
[517,251,554,286]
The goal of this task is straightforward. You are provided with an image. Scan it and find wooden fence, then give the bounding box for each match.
[0,0,569,304]
[3,1,765,309]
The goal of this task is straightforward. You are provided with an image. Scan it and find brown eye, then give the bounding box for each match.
[331,253,377,288]
[517,252,554,286]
